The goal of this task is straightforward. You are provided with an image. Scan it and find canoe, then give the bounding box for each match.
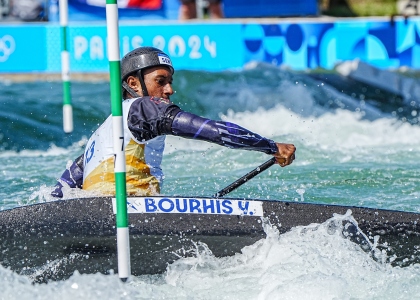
[1,196,420,283]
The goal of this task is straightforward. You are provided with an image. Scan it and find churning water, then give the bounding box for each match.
[1,61,420,299]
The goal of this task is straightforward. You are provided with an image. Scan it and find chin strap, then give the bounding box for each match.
[122,81,140,98]
[122,70,149,99]
[137,70,149,96]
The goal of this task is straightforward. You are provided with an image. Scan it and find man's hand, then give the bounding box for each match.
[273,143,296,167]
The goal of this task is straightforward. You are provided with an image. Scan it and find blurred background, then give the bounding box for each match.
[0,0,417,23]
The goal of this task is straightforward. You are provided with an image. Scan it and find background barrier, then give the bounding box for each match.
[1,17,420,73]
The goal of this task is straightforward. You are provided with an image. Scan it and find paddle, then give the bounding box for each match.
[213,157,278,198]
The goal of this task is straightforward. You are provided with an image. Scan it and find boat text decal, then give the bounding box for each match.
[112,197,264,217]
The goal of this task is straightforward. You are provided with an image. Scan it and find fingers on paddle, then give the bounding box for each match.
[273,143,296,167]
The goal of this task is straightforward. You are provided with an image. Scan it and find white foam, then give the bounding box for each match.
[0,138,87,158]
[218,106,420,150]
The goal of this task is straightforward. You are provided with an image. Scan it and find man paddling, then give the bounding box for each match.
[52,46,296,197]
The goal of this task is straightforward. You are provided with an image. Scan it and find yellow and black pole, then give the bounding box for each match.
[105,0,130,281]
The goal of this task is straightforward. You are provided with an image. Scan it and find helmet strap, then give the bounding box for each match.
[122,81,140,99]
[137,70,149,97]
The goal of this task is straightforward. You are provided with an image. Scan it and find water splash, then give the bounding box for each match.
[296,188,305,201]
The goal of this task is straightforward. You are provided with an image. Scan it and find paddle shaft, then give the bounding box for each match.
[214,157,277,198]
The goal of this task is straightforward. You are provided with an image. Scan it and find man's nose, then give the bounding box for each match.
[165,83,174,95]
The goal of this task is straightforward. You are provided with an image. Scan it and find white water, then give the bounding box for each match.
[2,68,420,298]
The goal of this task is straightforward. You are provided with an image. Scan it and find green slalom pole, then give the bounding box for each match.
[105,0,130,281]
[59,0,73,133]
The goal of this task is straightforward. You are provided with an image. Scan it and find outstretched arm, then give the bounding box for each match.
[127,97,296,166]
[171,111,295,166]
[171,111,278,153]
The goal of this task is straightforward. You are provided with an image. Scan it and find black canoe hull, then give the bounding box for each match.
[1,197,420,282]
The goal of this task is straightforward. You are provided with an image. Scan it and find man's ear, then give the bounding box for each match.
[126,76,142,96]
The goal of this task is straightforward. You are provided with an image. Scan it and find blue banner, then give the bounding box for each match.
[0,26,47,72]
[65,24,243,72]
[2,18,420,73]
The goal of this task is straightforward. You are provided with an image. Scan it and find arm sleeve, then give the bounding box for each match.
[171,111,278,154]
[127,96,181,141]
[51,154,84,198]
[127,96,278,154]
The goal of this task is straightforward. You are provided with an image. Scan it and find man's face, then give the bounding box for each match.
[126,66,174,99]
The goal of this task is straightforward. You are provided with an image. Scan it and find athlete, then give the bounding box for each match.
[52,47,296,197]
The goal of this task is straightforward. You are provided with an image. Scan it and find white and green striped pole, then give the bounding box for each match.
[59,0,73,133]
[106,0,130,281]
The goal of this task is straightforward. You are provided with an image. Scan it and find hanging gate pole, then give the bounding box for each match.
[105,0,130,281]
[59,0,73,133]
